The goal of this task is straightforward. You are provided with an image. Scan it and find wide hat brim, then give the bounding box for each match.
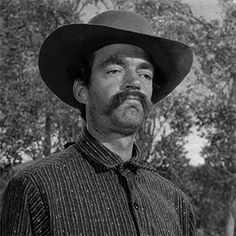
[39,19,193,111]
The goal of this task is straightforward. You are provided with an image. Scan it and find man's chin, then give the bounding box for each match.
[111,109,144,134]
[113,121,140,135]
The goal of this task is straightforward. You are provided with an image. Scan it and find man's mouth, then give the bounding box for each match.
[103,90,152,116]
[125,96,141,101]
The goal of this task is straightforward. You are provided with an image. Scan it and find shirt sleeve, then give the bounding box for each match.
[0,174,50,236]
[188,202,197,236]
[180,196,197,236]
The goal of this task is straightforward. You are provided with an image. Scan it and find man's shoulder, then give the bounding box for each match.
[141,165,191,202]
[12,144,84,180]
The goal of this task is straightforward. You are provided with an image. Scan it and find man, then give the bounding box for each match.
[0,10,196,235]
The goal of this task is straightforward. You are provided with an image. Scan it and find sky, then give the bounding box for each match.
[182,0,222,21]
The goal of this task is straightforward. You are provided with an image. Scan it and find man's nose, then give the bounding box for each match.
[120,71,141,91]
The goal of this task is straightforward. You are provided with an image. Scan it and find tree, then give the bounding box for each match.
[0,0,99,165]
[190,0,236,234]
[1,0,235,234]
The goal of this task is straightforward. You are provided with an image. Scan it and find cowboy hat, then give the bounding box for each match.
[38,10,193,110]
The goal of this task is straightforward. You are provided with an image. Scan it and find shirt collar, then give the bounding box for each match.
[75,127,142,170]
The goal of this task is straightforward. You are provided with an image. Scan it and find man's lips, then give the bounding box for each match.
[122,97,143,110]
[123,96,142,104]
[125,96,142,101]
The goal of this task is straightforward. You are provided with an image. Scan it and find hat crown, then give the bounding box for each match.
[88,10,154,36]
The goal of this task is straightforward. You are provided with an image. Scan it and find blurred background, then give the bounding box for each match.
[0,0,235,235]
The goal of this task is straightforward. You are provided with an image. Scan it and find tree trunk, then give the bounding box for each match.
[43,112,52,157]
[225,73,236,235]
[225,209,235,236]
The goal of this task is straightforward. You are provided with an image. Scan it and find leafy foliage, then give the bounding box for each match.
[0,0,89,165]
[0,0,236,234]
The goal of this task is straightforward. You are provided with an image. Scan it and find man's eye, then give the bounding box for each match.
[139,72,153,80]
[107,69,121,74]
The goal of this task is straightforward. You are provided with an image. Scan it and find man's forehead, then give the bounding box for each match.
[93,43,154,67]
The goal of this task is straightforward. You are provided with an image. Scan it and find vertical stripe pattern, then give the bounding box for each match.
[0,128,196,236]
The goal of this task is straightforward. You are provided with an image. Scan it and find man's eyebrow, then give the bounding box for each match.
[138,61,154,71]
[97,55,154,72]
[98,55,126,69]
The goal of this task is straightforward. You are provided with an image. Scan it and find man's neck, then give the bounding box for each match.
[87,125,136,162]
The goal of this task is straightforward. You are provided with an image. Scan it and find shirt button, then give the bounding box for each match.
[133,203,139,210]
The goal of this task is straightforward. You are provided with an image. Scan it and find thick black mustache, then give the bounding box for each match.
[104,90,153,116]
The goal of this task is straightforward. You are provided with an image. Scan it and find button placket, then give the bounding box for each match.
[117,165,145,235]
[124,172,140,212]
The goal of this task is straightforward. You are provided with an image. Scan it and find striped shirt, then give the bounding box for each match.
[0,128,196,236]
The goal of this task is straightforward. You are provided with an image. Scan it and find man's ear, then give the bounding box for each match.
[73,80,88,104]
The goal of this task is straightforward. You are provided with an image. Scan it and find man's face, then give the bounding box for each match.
[85,44,154,135]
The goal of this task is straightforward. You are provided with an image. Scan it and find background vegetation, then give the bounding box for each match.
[0,0,235,235]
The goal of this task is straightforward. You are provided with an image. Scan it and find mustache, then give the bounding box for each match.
[103,90,153,116]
